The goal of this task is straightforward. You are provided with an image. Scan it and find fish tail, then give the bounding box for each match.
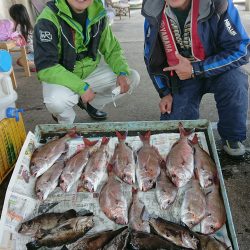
[67,127,78,138]
[83,138,98,147]
[101,136,110,145]
[191,133,199,145]
[139,131,151,142]
[178,122,194,138]
[115,131,127,141]
[26,241,40,250]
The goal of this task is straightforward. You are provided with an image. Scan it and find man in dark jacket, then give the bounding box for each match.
[142,0,250,156]
[33,0,140,123]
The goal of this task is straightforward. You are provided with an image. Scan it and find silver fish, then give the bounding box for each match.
[111,131,135,185]
[191,134,217,188]
[181,179,206,228]
[166,122,194,188]
[136,131,162,191]
[60,138,98,192]
[35,160,65,201]
[201,184,226,235]
[81,137,109,192]
[30,128,77,177]
[156,167,178,209]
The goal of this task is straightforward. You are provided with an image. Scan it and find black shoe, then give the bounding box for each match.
[78,99,107,120]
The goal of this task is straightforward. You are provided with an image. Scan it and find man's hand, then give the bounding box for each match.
[117,75,130,94]
[159,94,173,114]
[163,53,193,80]
[80,88,95,103]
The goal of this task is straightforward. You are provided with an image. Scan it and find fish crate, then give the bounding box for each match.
[0,114,26,184]
[32,119,239,249]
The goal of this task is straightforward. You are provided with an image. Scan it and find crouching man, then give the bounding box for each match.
[34,0,140,123]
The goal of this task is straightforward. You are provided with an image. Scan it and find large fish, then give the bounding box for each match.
[128,231,189,250]
[81,137,109,192]
[181,179,206,228]
[60,138,98,192]
[129,189,150,233]
[196,233,228,250]
[18,209,77,237]
[30,128,77,177]
[191,134,217,188]
[35,160,65,201]
[99,170,129,225]
[26,215,94,249]
[201,184,226,235]
[110,131,136,185]
[156,166,178,209]
[166,122,194,188]
[136,131,162,191]
[148,217,199,249]
[66,227,127,250]
[103,228,129,250]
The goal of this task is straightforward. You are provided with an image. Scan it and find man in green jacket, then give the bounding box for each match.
[33,0,140,123]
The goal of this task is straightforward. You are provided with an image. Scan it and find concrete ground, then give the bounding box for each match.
[0,3,250,249]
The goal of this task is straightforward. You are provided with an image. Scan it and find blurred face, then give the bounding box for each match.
[67,0,93,13]
[166,0,191,10]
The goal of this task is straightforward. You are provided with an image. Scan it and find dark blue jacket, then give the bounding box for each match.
[142,0,250,97]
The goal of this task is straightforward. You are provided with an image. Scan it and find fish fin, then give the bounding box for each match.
[101,136,110,145]
[115,131,127,141]
[83,138,99,147]
[76,209,93,217]
[61,246,69,250]
[190,133,199,145]
[180,220,190,229]
[26,241,40,250]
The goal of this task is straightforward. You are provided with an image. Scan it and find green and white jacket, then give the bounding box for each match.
[33,0,130,95]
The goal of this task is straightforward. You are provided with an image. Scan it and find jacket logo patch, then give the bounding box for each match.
[39,30,52,42]
[224,19,237,36]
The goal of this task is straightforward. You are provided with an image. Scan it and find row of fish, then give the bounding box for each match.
[18,209,227,249]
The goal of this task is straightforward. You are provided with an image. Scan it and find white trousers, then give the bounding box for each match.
[42,62,140,123]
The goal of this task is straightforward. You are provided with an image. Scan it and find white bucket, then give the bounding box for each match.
[0,75,18,121]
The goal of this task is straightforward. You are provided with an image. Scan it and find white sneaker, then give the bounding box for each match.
[223,140,246,157]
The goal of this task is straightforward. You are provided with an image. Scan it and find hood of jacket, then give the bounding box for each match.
[142,0,228,21]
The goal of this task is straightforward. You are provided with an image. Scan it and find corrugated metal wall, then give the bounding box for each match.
[0,0,35,24]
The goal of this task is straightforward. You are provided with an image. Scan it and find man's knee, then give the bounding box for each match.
[216,68,249,93]
[44,98,69,114]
